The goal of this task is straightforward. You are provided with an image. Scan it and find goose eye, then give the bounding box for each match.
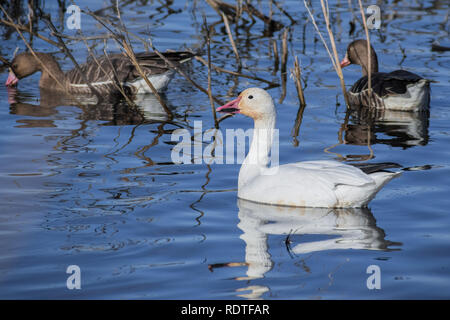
[12,64,18,69]
[248,95,253,99]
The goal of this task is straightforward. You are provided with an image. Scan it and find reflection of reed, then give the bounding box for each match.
[291,100,307,148]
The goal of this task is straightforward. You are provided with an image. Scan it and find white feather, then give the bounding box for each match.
[233,88,400,208]
[126,71,175,94]
[383,79,430,111]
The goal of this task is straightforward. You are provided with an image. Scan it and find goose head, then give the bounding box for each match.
[5,52,42,87]
[216,87,275,120]
[340,39,379,75]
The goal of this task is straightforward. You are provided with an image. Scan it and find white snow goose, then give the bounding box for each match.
[340,39,431,111]
[5,51,195,96]
[217,87,401,208]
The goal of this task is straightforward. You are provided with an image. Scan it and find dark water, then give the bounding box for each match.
[0,0,449,299]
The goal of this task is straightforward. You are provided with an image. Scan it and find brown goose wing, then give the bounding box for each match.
[127,51,196,81]
[66,51,196,84]
[350,70,426,98]
[65,54,135,84]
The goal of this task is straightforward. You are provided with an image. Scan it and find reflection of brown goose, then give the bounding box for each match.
[344,106,430,149]
[7,87,172,127]
[340,40,431,111]
[5,51,195,95]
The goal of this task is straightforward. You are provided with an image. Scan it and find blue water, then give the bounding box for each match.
[0,0,449,299]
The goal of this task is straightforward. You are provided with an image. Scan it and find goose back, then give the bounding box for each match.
[65,51,195,95]
[348,70,430,110]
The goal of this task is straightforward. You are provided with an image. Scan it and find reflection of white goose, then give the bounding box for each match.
[237,199,397,282]
[217,88,401,208]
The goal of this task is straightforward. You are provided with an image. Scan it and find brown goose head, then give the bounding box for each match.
[6,53,41,86]
[5,52,64,89]
[340,39,379,76]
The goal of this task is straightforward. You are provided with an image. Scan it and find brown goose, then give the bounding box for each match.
[340,40,430,111]
[5,51,195,96]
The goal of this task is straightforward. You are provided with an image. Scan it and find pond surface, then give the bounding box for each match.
[0,0,449,299]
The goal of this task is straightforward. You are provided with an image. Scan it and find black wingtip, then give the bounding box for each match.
[351,162,402,174]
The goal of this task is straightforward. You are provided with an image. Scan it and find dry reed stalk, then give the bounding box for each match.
[235,0,243,21]
[291,56,307,147]
[303,1,335,66]
[279,27,289,103]
[244,2,283,30]
[0,54,10,66]
[203,15,218,128]
[269,0,273,22]
[303,0,348,106]
[220,11,241,67]
[0,18,60,47]
[292,56,306,107]
[272,39,279,75]
[194,55,278,86]
[234,0,243,31]
[272,0,296,24]
[26,1,33,44]
[319,0,348,106]
[205,0,236,22]
[357,0,372,105]
[281,28,289,68]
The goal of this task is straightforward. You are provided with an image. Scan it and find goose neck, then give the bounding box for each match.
[238,114,276,188]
